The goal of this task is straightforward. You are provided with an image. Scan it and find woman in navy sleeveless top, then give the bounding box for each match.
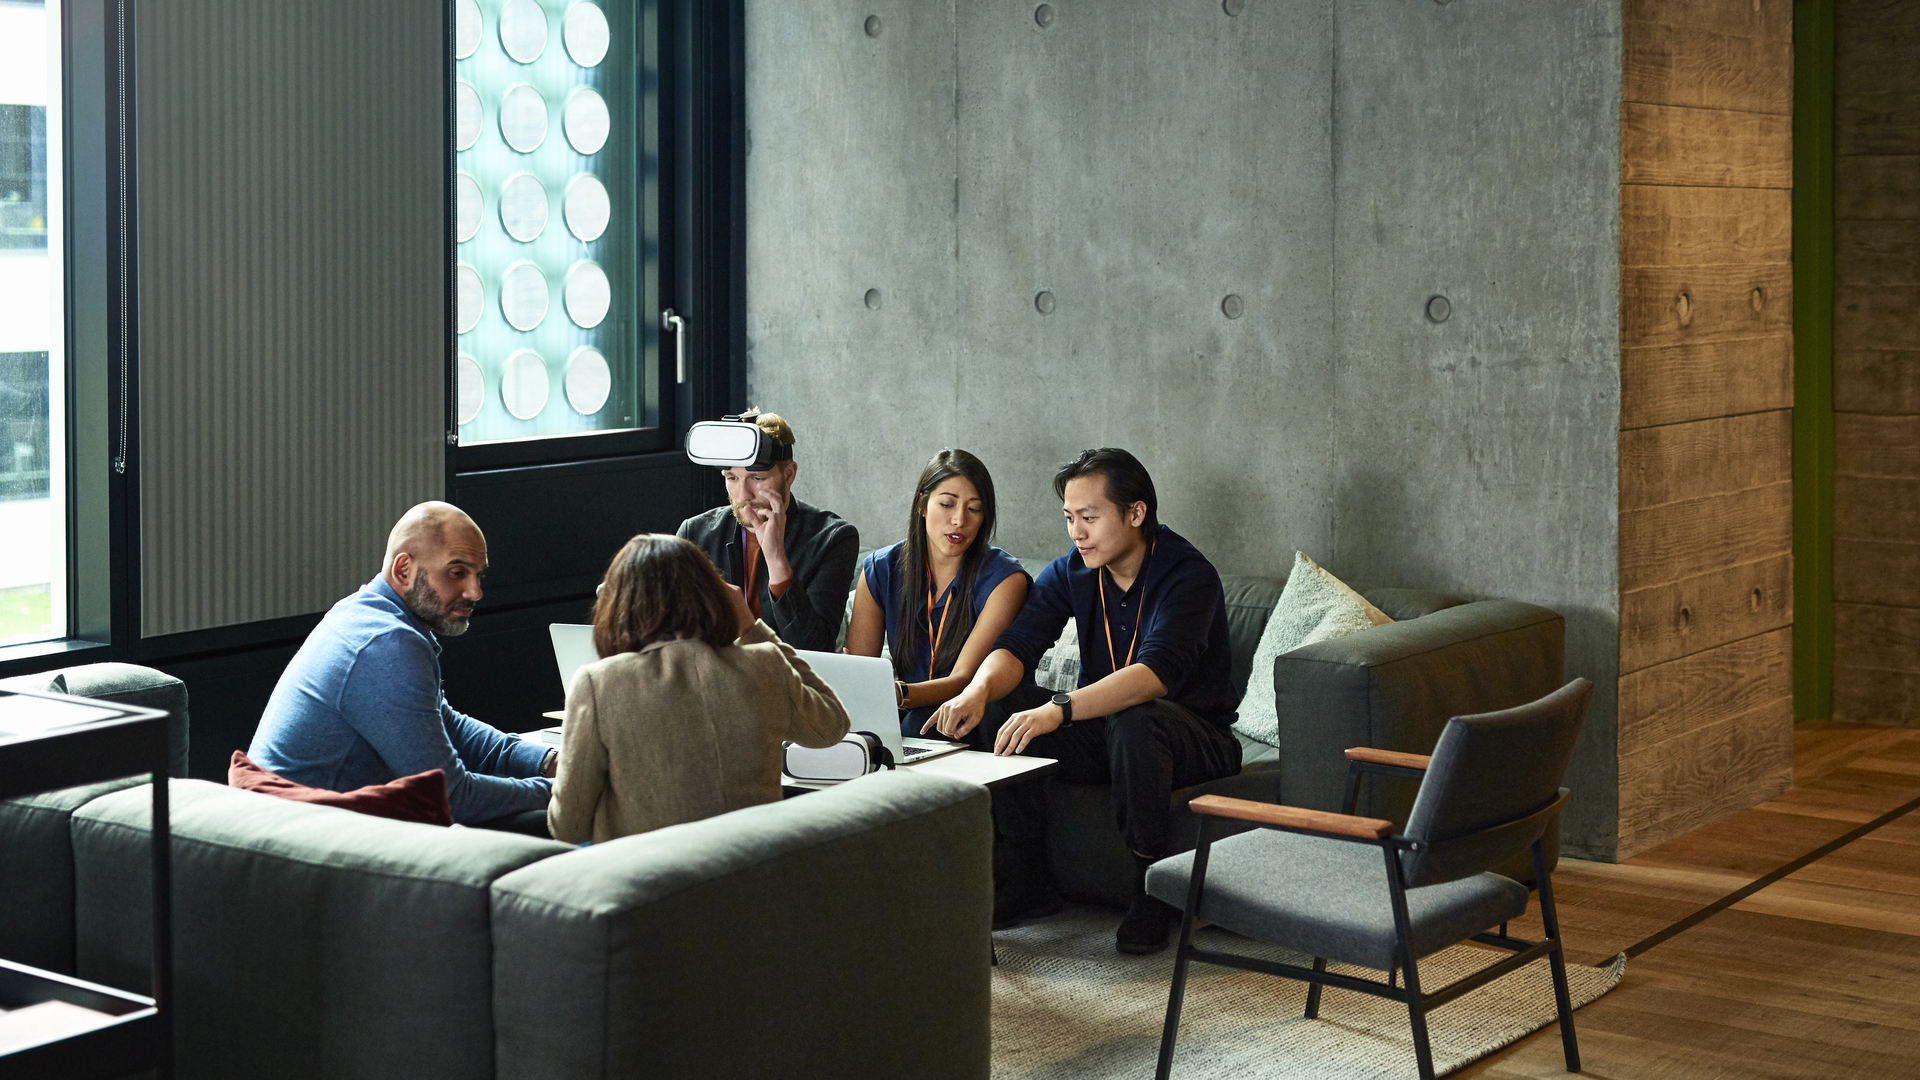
[846,449,1030,742]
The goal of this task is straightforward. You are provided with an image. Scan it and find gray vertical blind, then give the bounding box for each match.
[138,0,447,637]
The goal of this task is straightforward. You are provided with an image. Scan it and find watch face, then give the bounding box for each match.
[1052,693,1072,706]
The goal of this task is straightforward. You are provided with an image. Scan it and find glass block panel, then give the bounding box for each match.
[456,0,656,445]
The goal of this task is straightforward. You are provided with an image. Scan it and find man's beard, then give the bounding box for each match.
[730,486,788,529]
[404,574,472,636]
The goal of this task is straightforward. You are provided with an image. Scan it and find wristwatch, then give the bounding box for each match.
[541,748,559,778]
[1051,691,1073,724]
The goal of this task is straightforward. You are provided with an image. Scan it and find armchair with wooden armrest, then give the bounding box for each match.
[1147,679,1593,1080]
[1342,744,1556,887]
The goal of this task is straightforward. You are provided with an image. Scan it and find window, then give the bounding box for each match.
[453,0,659,448]
[0,0,63,647]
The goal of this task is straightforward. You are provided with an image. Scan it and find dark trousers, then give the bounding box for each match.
[993,697,1241,860]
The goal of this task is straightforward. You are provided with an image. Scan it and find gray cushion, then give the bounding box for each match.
[0,780,145,974]
[1146,828,1529,971]
[491,769,992,1080]
[72,779,569,1080]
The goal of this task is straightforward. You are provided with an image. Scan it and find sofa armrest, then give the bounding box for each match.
[1274,599,1565,822]
[490,770,992,1080]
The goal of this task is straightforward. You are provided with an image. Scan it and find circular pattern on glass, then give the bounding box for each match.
[563,2,610,67]
[564,87,610,155]
[501,349,551,420]
[564,347,612,415]
[500,261,550,331]
[456,354,486,425]
[499,84,548,153]
[500,0,548,63]
[564,261,611,329]
[455,81,482,152]
[564,174,611,242]
[455,172,483,242]
[456,263,484,334]
[499,173,549,242]
[455,0,483,59]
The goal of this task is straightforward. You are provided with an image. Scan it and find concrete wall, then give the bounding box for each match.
[746,1,1625,856]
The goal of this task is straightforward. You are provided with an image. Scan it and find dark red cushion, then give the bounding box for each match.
[227,751,453,826]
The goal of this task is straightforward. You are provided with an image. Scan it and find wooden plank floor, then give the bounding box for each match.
[1456,723,1920,1079]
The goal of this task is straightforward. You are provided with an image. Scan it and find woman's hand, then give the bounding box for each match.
[724,583,755,640]
[925,683,988,740]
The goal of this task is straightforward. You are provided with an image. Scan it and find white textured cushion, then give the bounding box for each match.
[1232,551,1391,747]
[1033,619,1081,693]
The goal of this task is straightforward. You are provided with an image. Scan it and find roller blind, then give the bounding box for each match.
[137,0,447,637]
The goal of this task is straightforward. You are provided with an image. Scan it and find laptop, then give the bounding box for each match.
[545,624,966,765]
[792,649,968,765]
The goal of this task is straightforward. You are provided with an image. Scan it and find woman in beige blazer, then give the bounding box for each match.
[547,533,851,843]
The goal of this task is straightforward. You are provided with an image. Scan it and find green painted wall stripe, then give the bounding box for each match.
[1792,0,1835,721]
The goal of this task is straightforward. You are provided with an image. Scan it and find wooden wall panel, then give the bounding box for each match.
[1837,413,1920,478]
[1620,410,1792,507]
[1615,695,1794,857]
[1832,0,1920,724]
[1835,476,1920,544]
[1618,628,1793,757]
[1623,0,1792,114]
[1836,349,1920,414]
[1621,554,1793,674]
[1835,539,1920,609]
[1621,263,1793,347]
[1620,483,1793,591]
[1621,186,1792,264]
[1621,104,1793,188]
[1615,0,1795,855]
[1620,335,1793,428]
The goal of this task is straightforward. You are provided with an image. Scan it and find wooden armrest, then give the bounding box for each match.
[1189,795,1393,840]
[1345,747,1432,771]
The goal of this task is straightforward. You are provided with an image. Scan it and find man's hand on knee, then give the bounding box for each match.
[994,700,1066,756]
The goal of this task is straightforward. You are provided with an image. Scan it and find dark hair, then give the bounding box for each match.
[593,534,737,657]
[891,449,998,682]
[1053,447,1158,537]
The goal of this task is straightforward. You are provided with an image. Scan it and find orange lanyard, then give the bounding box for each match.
[1098,540,1154,672]
[926,561,955,672]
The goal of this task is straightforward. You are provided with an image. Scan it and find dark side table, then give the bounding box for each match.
[0,689,173,1079]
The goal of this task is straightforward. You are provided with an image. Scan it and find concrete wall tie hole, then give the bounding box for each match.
[1221,294,1243,319]
[1034,4,1054,28]
[864,288,882,310]
[1034,290,1055,315]
[1222,0,1245,15]
[1750,287,1766,313]
[1675,292,1692,327]
[1426,295,1450,323]
[863,14,881,37]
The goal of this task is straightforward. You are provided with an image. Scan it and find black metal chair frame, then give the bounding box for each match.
[1154,755,1582,1080]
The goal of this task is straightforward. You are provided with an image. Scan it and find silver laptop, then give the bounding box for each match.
[792,649,968,765]
[546,624,965,765]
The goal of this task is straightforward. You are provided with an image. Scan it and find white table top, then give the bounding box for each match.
[519,728,1055,791]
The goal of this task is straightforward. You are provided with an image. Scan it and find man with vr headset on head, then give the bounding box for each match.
[678,410,859,653]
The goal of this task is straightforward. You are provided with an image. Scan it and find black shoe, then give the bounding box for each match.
[992,833,1062,930]
[1115,892,1178,954]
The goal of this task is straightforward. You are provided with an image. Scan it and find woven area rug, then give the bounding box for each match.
[991,907,1624,1080]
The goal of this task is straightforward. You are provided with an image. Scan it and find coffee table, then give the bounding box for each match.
[783,749,1056,793]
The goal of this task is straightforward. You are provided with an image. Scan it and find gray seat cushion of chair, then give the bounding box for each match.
[491,769,992,1080]
[1146,828,1529,972]
[72,779,568,1080]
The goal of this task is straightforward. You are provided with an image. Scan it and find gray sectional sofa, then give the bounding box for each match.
[1,667,994,1080]
[1000,557,1567,909]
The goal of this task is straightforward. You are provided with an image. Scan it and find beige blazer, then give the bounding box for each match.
[546,620,851,844]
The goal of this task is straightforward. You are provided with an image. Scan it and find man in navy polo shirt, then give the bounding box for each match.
[930,448,1241,954]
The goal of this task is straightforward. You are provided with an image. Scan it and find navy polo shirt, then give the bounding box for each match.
[994,525,1237,729]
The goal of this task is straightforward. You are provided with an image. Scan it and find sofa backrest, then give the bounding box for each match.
[71,779,569,1080]
[490,769,992,1080]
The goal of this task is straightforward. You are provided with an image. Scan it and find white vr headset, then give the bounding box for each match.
[686,414,793,470]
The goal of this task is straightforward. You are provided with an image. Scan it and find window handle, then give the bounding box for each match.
[662,309,688,384]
